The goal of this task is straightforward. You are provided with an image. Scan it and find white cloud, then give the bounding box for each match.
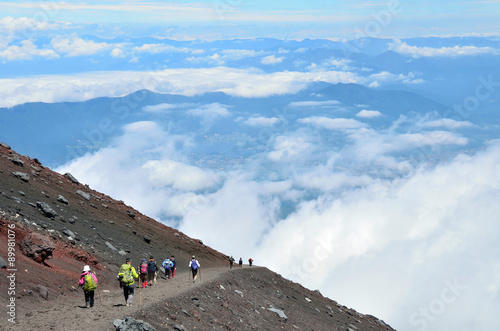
[187,103,231,121]
[389,39,500,58]
[322,57,353,70]
[221,48,265,60]
[399,131,468,146]
[0,16,60,34]
[51,35,113,57]
[261,55,284,65]
[367,70,424,85]
[142,103,195,113]
[356,109,381,118]
[255,142,500,331]
[111,47,125,57]
[133,43,191,54]
[0,39,59,61]
[244,116,280,127]
[143,159,219,191]
[419,118,474,129]
[268,136,312,161]
[299,116,366,130]
[288,100,340,108]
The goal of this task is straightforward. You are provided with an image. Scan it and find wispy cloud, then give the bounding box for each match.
[356,109,381,118]
[389,39,500,58]
[51,35,114,57]
[0,39,59,60]
[299,116,366,130]
[244,116,280,127]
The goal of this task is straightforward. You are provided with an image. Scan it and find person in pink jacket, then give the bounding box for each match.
[78,265,98,308]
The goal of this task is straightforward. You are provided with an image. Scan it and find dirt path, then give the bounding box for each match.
[11,267,234,331]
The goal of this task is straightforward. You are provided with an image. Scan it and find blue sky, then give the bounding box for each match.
[0,0,499,38]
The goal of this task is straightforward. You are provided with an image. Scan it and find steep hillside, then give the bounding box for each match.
[0,142,395,330]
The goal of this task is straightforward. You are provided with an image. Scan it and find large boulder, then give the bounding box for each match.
[20,232,55,264]
[37,201,58,218]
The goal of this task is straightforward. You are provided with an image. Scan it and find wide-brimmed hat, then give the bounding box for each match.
[83,265,90,272]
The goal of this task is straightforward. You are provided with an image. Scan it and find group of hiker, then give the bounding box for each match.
[78,255,201,308]
[229,256,253,268]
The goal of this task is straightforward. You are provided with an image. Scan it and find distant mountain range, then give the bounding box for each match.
[1,82,458,167]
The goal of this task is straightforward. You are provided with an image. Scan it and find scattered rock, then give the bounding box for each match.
[305,297,312,303]
[105,241,118,251]
[113,316,156,331]
[172,323,186,331]
[20,232,55,264]
[65,172,79,184]
[0,257,6,268]
[57,195,69,205]
[37,285,49,299]
[12,155,24,166]
[234,290,243,297]
[76,190,91,201]
[1,142,11,149]
[37,201,58,218]
[12,171,30,182]
[268,307,287,321]
[143,236,151,244]
[62,228,76,238]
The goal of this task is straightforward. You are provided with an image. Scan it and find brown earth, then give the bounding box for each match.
[0,143,395,331]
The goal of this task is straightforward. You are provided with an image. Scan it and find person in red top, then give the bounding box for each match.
[137,258,149,287]
[78,265,98,308]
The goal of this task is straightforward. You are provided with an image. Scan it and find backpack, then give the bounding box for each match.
[147,260,157,273]
[83,273,97,291]
[140,263,148,275]
[163,259,171,270]
[119,265,133,284]
[191,260,198,270]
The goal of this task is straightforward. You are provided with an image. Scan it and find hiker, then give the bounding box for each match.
[170,255,176,279]
[78,265,98,308]
[239,257,243,267]
[248,258,253,267]
[189,255,200,282]
[117,257,139,306]
[229,256,235,269]
[137,258,149,287]
[162,257,173,279]
[147,256,158,286]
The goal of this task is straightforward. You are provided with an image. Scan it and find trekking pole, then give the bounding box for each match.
[139,278,142,306]
[199,268,202,281]
[97,284,103,305]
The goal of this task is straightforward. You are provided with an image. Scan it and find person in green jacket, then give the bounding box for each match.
[117,257,139,306]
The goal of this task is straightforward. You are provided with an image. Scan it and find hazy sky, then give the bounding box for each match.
[1,0,499,39]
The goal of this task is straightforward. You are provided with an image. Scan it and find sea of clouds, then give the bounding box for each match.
[55,99,500,331]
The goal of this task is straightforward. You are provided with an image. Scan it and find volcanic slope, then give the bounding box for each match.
[0,142,395,330]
